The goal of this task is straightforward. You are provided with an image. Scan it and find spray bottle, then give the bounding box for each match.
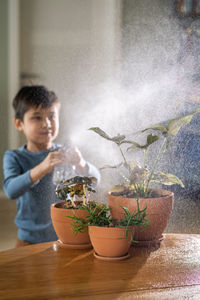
[52,141,75,185]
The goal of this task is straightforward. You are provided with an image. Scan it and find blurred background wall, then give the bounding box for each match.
[0,0,9,190]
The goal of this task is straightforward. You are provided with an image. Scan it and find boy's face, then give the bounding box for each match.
[14,102,60,151]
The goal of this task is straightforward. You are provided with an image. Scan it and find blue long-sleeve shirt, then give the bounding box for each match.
[3,144,101,243]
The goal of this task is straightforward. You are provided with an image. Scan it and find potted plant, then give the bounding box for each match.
[89,108,200,245]
[68,199,148,261]
[51,176,97,249]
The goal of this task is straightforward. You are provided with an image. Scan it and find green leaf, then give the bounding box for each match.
[152,171,184,187]
[126,141,144,151]
[163,109,200,151]
[127,134,159,152]
[167,115,193,136]
[146,134,159,147]
[167,109,200,137]
[112,134,126,143]
[89,127,125,144]
[142,125,168,134]
[88,127,110,139]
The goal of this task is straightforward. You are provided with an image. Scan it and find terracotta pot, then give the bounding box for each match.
[108,189,174,244]
[88,226,134,258]
[51,201,91,249]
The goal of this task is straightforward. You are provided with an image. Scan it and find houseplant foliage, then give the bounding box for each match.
[68,200,148,260]
[51,176,97,249]
[89,109,200,244]
[89,109,200,197]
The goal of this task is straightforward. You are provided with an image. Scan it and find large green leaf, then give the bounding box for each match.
[89,127,125,144]
[167,108,200,136]
[89,127,111,139]
[164,108,200,151]
[152,171,184,187]
[141,109,200,145]
[167,115,195,136]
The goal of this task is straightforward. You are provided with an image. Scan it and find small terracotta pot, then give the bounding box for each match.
[51,201,91,249]
[108,189,174,244]
[88,226,134,257]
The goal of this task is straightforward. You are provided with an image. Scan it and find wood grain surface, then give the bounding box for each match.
[0,234,200,299]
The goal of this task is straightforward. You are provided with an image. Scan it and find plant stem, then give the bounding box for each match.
[143,149,147,168]
[118,145,128,167]
[144,138,166,195]
[143,149,147,189]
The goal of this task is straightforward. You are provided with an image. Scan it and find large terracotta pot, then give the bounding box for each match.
[51,201,92,249]
[88,226,134,260]
[108,189,174,245]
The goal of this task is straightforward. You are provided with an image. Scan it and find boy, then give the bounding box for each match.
[3,85,100,247]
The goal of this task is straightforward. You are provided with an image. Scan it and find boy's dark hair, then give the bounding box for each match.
[13,85,59,120]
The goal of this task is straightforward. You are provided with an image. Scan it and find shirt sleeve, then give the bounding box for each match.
[3,150,34,199]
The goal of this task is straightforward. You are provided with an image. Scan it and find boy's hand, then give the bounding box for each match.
[30,149,64,182]
[64,146,88,174]
[41,149,64,173]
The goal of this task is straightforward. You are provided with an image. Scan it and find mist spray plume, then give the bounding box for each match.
[56,3,200,209]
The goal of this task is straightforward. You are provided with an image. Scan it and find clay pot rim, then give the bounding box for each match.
[88,225,134,240]
[88,225,134,232]
[88,225,134,228]
[51,200,98,210]
[108,188,174,200]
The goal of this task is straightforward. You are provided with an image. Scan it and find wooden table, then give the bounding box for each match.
[0,234,200,299]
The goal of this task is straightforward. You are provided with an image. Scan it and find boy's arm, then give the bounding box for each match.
[3,151,35,199]
[3,150,63,199]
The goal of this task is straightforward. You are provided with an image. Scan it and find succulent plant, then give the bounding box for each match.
[67,199,149,242]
